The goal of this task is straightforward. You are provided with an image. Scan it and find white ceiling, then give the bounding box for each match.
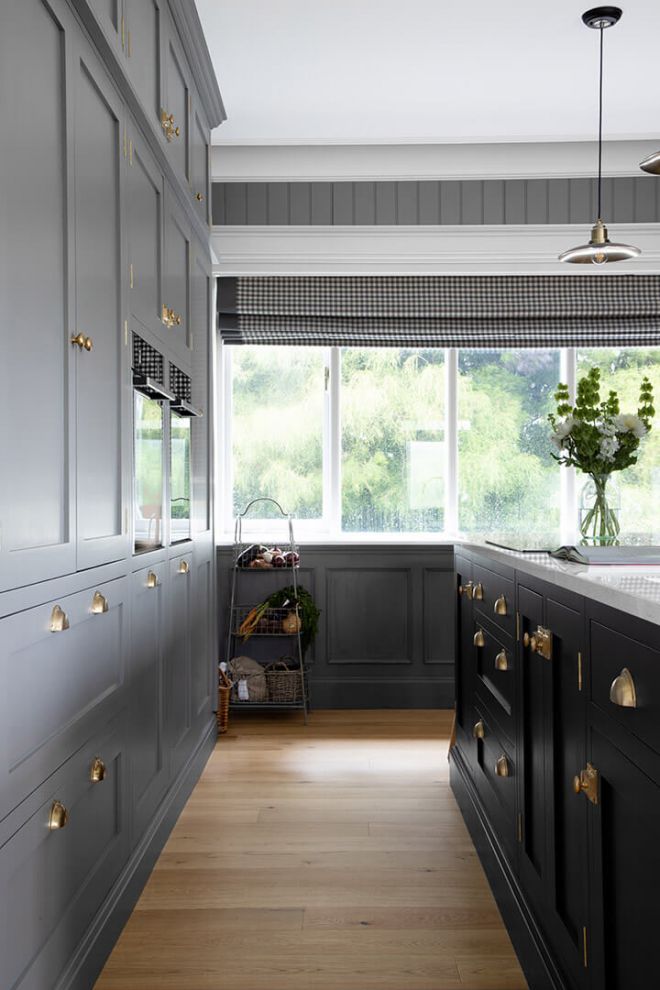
[196,0,660,147]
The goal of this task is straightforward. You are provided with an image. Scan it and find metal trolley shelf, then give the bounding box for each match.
[224,498,310,722]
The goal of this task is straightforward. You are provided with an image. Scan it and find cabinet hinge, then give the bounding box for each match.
[516,812,523,843]
[124,319,128,346]
[129,263,134,289]
[121,16,125,50]
[578,651,583,692]
[582,926,588,968]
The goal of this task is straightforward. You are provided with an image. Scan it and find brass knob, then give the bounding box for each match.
[161,303,172,326]
[83,336,93,351]
[472,719,485,739]
[573,763,599,804]
[495,649,509,671]
[174,126,180,137]
[173,312,182,326]
[473,582,484,601]
[473,629,485,648]
[48,800,69,830]
[91,591,108,614]
[609,667,637,708]
[70,333,86,349]
[523,631,537,652]
[495,755,510,778]
[49,604,69,633]
[90,757,106,783]
[572,774,582,794]
[459,581,474,599]
[146,570,159,589]
[494,594,508,616]
[178,559,189,575]
[195,192,204,201]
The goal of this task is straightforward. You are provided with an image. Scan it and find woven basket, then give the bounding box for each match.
[265,659,303,703]
[217,684,230,733]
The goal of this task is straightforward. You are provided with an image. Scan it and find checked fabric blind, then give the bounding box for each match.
[217,275,660,348]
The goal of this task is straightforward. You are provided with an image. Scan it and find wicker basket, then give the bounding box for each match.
[217,668,231,734]
[265,659,304,703]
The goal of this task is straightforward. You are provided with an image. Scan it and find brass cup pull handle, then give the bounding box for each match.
[146,570,159,589]
[91,591,108,614]
[49,800,69,830]
[494,594,508,616]
[473,629,485,648]
[473,582,484,601]
[495,649,509,671]
[178,559,189,575]
[195,192,204,201]
[609,667,637,708]
[495,755,510,777]
[472,719,485,740]
[90,757,106,783]
[50,605,70,633]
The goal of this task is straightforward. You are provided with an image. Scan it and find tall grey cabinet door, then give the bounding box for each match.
[165,553,193,777]
[163,188,193,367]
[127,125,163,340]
[0,0,76,592]
[125,0,161,124]
[73,41,130,569]
[88,0,125,58]
[190,244,212,536]
[190,102,210,223]
[161,14,190,184]
[191,547,215,732]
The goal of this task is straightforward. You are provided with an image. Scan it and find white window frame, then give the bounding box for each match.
[217,342,584,543]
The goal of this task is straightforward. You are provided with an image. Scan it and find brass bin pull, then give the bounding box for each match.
[90,757,106,783]
[494,594,508,616]
[523,626,553,661]
[178,559,189,575]
[472,720,485,740]
[495,755,510,777]
[48,800,69,830]
[495,649,509,671]
[473,629,485,648]
[609,667,637,708]
[458,581,474,599]
[91,591,108,614]
[573,763,599,805]
[473,582,484,601]
[50,605,69,633]
[146,570,159,589]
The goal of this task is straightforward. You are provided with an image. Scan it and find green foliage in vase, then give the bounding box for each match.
[549,366,655,476]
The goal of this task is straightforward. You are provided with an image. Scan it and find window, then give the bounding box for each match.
[222,345,659,541]
[134,393,164,553]
[170,411,191,543]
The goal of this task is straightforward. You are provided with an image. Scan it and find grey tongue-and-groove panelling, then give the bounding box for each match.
[213,176,660,226]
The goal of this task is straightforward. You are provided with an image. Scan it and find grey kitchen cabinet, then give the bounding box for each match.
[130,562,169,840]
[124,0,162,124]
[190,95,211,223]
[160,8,190,185]
[73,35,131,570]
[126,122,164,342]
[163,186,193,367]
[0,0,77,592]
[165,552,194,778]
[87,0,125,58]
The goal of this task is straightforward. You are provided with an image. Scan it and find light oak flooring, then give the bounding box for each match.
[95,710,527,990]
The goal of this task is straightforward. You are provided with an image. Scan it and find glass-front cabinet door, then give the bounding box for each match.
[170,410,191,543]
[134,392,165,553]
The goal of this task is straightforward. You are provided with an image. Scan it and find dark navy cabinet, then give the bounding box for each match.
[451,547,660,990]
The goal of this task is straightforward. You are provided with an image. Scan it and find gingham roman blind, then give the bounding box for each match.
[217,275,660,348]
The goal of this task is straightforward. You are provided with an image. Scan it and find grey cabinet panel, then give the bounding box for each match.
[127,124,164,340]
[326,567,412,664]
[162,13,190,184]
[74,42,129,568]
[192,550,214,723]
[165,553,193,776]
[0,576,127,819]
[0,0,76,591]
[87,0,124,57]
[190,245,212,533]
[125,0,161,123]
[191,101,210,223]
[130,563,168,838]
[0,717,128,990]
[163,186,193,366]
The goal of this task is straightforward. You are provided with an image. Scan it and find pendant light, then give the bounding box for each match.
[559,7,640,264]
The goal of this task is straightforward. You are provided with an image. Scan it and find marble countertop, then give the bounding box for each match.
[460,541,660,628]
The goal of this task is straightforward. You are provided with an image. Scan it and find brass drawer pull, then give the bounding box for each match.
[573,762,599,805]
[494,594,508,616]
[473,582,484,601]
[178,559,189,575]
[50,605,69,633]
[473,629,485,648]
[495,755,510,777]
[458,581,474,599]
[91,591,108,614]
[495,649,509,671]
[146,570,159,589]
[90,757,106,783]
[609,667,637,708]
[523,626,553,661]
[472,719,485,739]
[48,800,69,830]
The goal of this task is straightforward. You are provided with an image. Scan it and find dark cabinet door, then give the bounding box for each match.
[455,556,477,768]
[127,123,164,341]
[165,553,193,776]
[125,0,161,124]
[518,581,589,990]
[587,723,660,990]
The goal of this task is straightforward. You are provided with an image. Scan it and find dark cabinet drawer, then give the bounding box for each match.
[473,702,517,857]
[0,718,128,990]
[472,561,515,638]
[590,614,660,758]
[473,618,515,746]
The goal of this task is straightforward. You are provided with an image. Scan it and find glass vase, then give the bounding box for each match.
[579,474,621,546]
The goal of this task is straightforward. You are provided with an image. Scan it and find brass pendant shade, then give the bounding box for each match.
[559,7,640,265]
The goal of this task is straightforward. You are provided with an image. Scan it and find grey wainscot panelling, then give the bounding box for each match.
[213,176,660,226]
[218,545,456,708]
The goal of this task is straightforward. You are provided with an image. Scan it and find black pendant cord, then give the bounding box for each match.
[597,24,604,221]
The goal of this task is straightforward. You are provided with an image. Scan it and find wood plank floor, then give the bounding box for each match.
[95,711,527,990]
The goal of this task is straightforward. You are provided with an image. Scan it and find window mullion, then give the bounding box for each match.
[445,348,459,536]
[327,347,341,535]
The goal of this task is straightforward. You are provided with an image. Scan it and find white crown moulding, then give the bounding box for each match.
[211,223,660,276]
[210,141,660,184]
